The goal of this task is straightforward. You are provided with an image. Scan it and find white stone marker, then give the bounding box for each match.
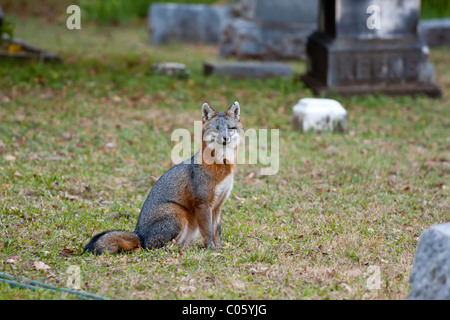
[149,62,189,77]
[292,98,347,132]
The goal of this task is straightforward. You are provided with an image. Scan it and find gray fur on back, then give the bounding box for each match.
[134,152,211,247]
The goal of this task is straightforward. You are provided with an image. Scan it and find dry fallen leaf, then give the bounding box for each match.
[112,96,122,103]
[4,155,16,162]
[61,132,73,140]
[104,142,116,149]
[249,266,269,275]
[402,225,414,232]
[230,279,246,290]
[6,256,19,265]
[34,261,51,271]
[179,285,196,293]
[344,268,363,278]
[64,192,81,201]
[59,248,75,257]
[339,282,354,293]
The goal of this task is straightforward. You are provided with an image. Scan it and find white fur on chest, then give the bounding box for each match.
[214,174,234,206]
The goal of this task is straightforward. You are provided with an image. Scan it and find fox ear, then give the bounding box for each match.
[226,101,240,121]
[202,103,217,123]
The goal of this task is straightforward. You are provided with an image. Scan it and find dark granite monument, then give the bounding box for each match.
[219,0,319,60]
[301,0,442,97]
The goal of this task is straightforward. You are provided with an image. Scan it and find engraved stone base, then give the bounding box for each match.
[301,74,442,98]
[302,33,442,98]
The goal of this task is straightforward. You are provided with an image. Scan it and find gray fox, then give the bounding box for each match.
[84,102,242,254]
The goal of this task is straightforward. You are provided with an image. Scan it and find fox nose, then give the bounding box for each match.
[222,136,230,145]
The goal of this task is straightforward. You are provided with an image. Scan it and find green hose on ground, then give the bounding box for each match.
[0,271,109,300]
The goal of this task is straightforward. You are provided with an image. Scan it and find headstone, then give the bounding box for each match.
[292,98,347,132]
[409,223,450,300]
[149,4,231,45]
[0,5,4,27]
[301,0,442,98]
[219,0,319,60]
[204,61,292,79]
[420,19,450,47]
[238,0,318,25]
[149,62,189,78]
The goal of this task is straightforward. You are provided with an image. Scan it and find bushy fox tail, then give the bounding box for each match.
[83,230,141,255]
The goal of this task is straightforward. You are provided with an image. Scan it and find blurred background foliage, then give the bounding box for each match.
[0,0,220,25]
[79,0,221,25]
[421,0,450,19]
[0,0,448,25]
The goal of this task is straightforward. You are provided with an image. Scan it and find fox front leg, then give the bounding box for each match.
[212,207,222,249]
[214,223,222,249]
[196,204,215,249]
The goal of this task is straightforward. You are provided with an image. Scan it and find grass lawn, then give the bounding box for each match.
[0,16,449,300]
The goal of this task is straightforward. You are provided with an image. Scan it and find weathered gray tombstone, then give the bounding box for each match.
[237,0,318,24]
[219,0,319,60]
[409,223,450,299]
[420,19,450,47]
[301,0,442,97]
[204,61,292,79]
[149,3,231,45]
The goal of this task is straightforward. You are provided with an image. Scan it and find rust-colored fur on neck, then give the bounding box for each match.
[200,141,237,183]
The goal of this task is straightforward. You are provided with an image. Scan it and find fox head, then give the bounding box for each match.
[201,101,243,164]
